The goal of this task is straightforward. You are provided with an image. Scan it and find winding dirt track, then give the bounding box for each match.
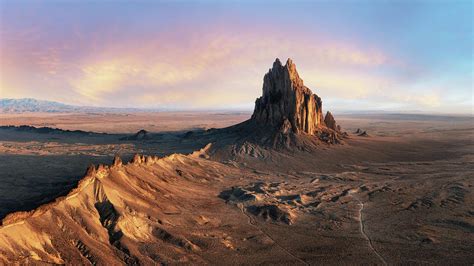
[356,200,388,265]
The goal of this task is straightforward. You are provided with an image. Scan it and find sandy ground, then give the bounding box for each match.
[0,112,473,264]
[0,111,251,133]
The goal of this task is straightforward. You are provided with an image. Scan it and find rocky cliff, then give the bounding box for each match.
[251,58,341,138]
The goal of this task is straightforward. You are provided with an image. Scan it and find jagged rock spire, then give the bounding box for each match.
[251,58,324,134]
[324,111,336,131]
[112,155,122,167]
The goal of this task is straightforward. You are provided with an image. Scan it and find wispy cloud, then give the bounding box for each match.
[0,1,471,114]
[49,28,395,107]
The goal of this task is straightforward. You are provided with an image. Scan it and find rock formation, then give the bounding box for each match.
[131,153,145,164]
[112,155,122,167]
[251,58,324,135]
[249,58,344,146]
[119,129,150,141]
[324,111,337,131]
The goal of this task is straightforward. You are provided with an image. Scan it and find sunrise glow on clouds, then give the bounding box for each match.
[0,1,472,113]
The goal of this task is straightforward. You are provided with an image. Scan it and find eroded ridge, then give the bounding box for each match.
[0,144,234,264]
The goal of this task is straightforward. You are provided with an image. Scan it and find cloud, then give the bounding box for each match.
[1,12,467,114]
[46,27,394,108]
[1,1,471,114]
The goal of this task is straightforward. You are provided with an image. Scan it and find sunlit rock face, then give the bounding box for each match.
[251,58,324,134]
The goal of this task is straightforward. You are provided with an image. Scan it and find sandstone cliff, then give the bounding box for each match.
[250,58,343,142]
[251,58,324,134]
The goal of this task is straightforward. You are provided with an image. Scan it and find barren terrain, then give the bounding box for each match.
[0,111,250,133]
[0,112,472,264]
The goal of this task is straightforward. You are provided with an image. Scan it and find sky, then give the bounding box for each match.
[0,0,472,114]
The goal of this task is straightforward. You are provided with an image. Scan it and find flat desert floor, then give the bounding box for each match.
[0,112,473,264]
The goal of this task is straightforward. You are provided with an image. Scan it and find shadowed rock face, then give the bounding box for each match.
[251,58,323,135]
[324,111,337,131]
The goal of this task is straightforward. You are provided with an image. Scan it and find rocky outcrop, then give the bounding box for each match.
[249,58,345,144]
[251,58,323,135]
[112,155,122,167]
[213,58,347,152]
[119,129,150,141]
[324,111,338,131]
[355,128,369,137]
[0,149,226,265]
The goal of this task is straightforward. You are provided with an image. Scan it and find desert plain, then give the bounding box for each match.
[1,0,472,263]
[0,111,472,265]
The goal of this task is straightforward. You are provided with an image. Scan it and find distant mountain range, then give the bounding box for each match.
[2,98,470,116]
[0,98,153,113]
